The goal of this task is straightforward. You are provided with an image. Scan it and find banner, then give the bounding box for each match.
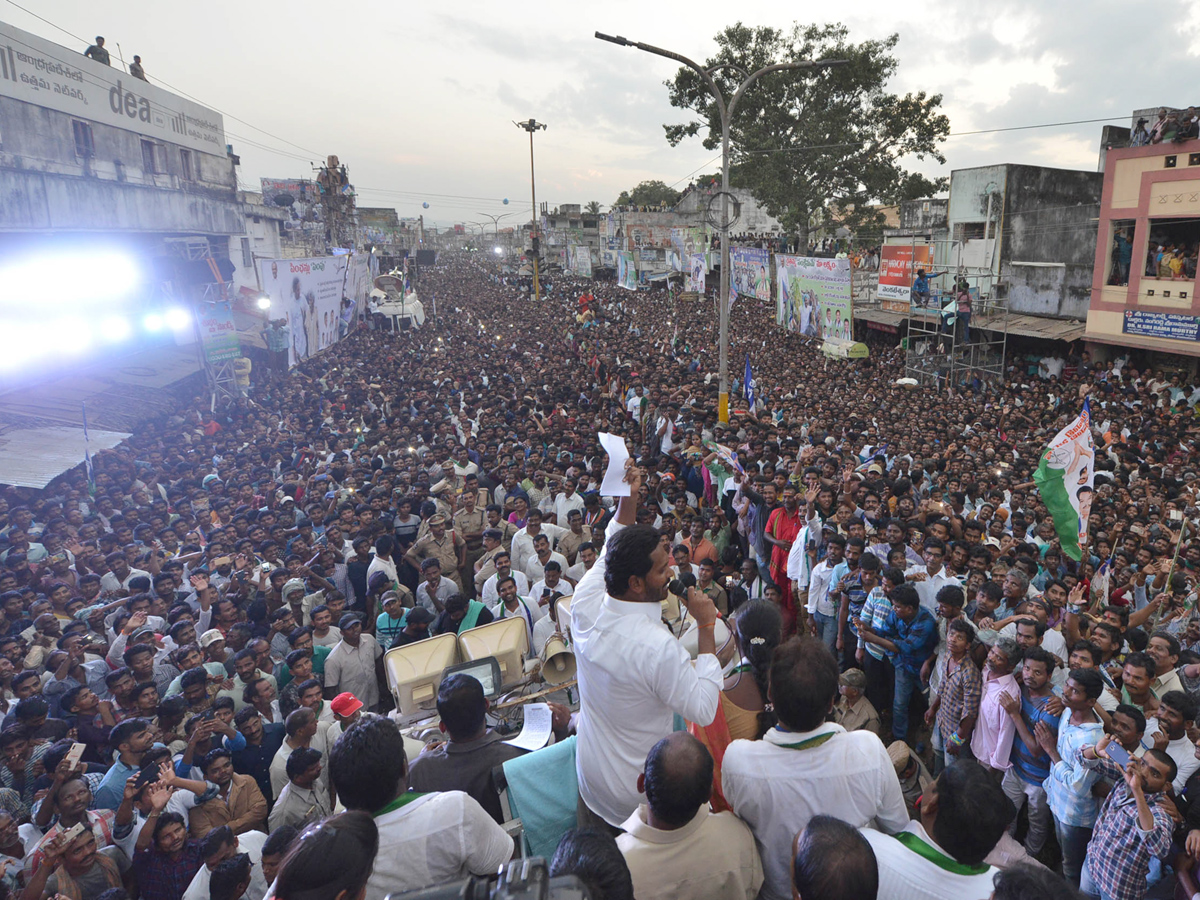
[775,256,853,341]
[688,254,707,294]
[0,21,225,155]
[567,245,592,278]
[617,252,637,291]
[730,248,771,306]
[258,257,350,367]
[1032,399,1095,561]
[743,356,756,410]
[342,253,373,338]
[878,244,932,309]
[197,302,240,364]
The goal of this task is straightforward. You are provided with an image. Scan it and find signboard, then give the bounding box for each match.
[1122,310,1200,342]
[776,256,853,341]
[568,245,592,278]
[258,257,350,367]
[617,251,637,291]
[198,302,240,364]
[0,21,224,154]
[730,248,771,305]
[878,244,933,304]
[688,253,706,294]
[639,248,657,263]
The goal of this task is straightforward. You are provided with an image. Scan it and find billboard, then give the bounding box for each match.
[617,252,637,290]
[776,256,853,341]
[568,246,593,278]
[0,22,225,155]
[258,257,350,367]
[730,247,771,305]
[878,244,932,310]
[197,302,240,364]
[688,254,706,294]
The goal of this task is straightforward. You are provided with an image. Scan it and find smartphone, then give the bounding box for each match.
[60,822,87,844]
[1106,742,1131,767]
[64,742,86,770]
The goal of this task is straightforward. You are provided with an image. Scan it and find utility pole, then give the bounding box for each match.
[595,32,846,422]
[514,119,547,302]
[477,211,514,249]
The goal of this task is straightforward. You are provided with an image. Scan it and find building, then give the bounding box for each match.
[0,20,241,262]
[230,192,288,299]
[1083,133,1200,367]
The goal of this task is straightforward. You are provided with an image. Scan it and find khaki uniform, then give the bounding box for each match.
[557,528,586,566]
[406,532,465,589]
[453,507,487,598]
[474,545,505,593]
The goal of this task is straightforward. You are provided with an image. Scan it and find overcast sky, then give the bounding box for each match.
[7,0,1199,228]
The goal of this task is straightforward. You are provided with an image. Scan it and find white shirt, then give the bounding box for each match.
[511,524,568,574]
[366,554,398,588]
[859,821,998,900]
[487,595,544,646]
[325,634,383,710]
[522,551,569,584]
[806,559,839,617]
[721,723,910,900]
[482,570,530,607]
[785,526,813,589]
[902,564,962,612]
[998,622,1069,687]
[554,491,586,523]
[100,566,150,595]
[573,520,722,826]
[183,830,268,900]
[364,791,514,900]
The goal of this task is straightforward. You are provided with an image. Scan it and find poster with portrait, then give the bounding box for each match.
[775,256,853,341]
[1032,399,1095,561]
[617,252,638,291]
[688,254,707,294]
[730,247,772,307]
[258,256,350,367]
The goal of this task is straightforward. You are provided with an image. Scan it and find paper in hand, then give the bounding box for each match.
[503,702,554,751]
[598,432,631,497]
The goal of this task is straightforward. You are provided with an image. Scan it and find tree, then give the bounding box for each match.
[664,23,949,247]
[584,201,603,215]
[613,180,682,209]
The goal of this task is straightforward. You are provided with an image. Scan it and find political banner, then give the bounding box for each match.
[617,252,637,291]
[730,248,771,306]
[688,254,707,294]
[1032,399,1095,561]
[775,256,853,341]
[342,253,374,338]
[258,256,350,367]
[878,244,932,308]
[197,302,240,364]
[568,245,593,278]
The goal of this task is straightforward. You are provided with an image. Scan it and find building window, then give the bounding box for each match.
[241,237,252,267]
[1104,219,1135,286]
[141,140,160,174]
[1143,217,1200,279]
[72,120,94,158]
[180,149,193,181]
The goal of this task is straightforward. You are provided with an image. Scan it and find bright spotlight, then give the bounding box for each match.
[99,316,131,341]
[493,247,503,255]
[143,314,164,332]
[0,252,141,308]
[164,308,190,329]
[256,295,272,310]
[58,318,92,353]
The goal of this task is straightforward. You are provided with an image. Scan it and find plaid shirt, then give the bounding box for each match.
[0,743,47,808]
[134,839,205,900]
[1043,709,1105,827]
[936,655,982,747]
[876,606,938,673]
[1080,753,1173,900]
[25,809,116,879]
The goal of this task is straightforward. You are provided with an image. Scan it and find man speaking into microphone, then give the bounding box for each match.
[571,461,722,831]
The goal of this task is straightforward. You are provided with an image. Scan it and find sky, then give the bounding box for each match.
[5,0,1200,228]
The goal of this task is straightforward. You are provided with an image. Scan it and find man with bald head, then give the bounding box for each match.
[617,732,762,900]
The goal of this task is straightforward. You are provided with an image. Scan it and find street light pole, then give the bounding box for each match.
[514,119,547,303]
[477,211,514,248]
[595,32,846,423]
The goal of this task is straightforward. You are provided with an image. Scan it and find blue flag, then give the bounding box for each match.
[744,355,755,410]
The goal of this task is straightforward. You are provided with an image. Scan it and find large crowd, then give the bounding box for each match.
[0,251,1197,900]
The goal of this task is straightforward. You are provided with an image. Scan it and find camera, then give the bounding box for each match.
[387,858,592,900]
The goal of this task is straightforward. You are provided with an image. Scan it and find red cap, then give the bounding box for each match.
[330,692,363,717]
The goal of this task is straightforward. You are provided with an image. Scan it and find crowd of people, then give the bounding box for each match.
[0,251,1198,900]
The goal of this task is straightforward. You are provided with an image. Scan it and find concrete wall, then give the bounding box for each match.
[898,198,948,231]
[1000,164,1102,319]
[0,95,239,235]
[674,186,782,233]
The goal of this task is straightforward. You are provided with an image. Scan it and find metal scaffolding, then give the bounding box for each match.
[903,274,1009,390]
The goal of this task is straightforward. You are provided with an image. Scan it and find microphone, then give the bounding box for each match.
[668,572,697,596]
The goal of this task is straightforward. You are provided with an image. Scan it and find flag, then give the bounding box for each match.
[82,401,95,494]
[1032,398,1094,561]
[703,440,745,475]
[744,356,755,410]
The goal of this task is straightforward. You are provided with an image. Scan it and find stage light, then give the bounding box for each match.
[143,314,164,332]
[99,317,131,342]
[0,251,141,308]
[57,318,92,353]
[164,308,190,329]
[493,247,502,255]
[256,295,272,310]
